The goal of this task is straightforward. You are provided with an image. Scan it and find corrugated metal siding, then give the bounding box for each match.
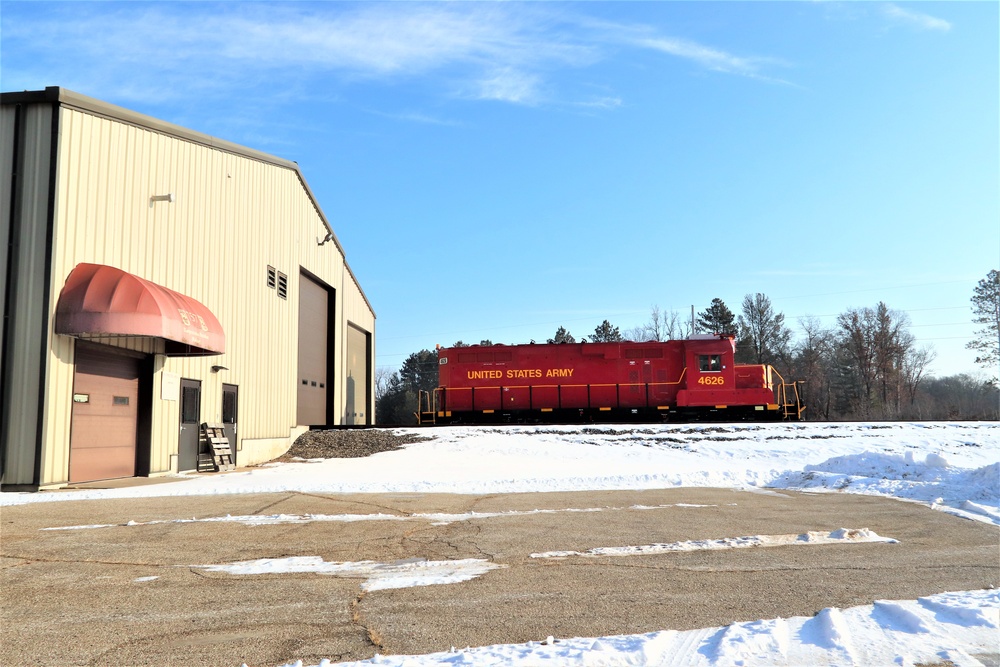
[31,104,375,486]
[1,104,53,486]
[0,107,13,368]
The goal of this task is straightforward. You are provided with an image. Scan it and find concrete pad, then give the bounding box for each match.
[1,488,997,666]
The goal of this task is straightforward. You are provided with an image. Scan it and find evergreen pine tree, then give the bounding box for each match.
[697,298,737,334]
[967,269,1000,384]
[547,327,575,344]
[590,320,623,342]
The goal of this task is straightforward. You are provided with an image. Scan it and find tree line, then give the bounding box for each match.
[376,271,999,424]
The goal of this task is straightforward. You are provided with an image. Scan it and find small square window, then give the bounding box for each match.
[277,272,288,300]
[699,355,722,372]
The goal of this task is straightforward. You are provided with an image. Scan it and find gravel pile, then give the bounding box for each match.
[277,429,432,461]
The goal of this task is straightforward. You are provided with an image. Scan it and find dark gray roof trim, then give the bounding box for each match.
[1,87,374,317]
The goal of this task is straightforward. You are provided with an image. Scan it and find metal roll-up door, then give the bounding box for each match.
[346,325,370,425]
[69,345,140,482]
[297,274,329,426]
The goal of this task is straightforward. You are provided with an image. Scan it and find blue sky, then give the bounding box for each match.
[3,2,997,377]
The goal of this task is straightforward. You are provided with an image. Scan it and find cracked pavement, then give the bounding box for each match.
[1,488,997,666]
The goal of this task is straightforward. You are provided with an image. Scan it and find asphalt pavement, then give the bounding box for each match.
[2,487,997,666]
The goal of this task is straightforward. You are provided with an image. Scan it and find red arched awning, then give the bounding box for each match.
[55,263,225,356]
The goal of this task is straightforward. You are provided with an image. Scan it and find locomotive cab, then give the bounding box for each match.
[677,334,738,410]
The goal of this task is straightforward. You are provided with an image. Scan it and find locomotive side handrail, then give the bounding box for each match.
[416,389,437,425]
[767,366,806,421]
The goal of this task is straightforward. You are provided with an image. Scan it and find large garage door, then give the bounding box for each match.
[346,324,370,425]
[70,344,140,483]
[297,273,330,426]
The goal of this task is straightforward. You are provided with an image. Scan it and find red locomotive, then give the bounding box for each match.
[417,334,804,424]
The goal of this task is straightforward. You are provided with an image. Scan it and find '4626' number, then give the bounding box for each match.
[697,375,725,386]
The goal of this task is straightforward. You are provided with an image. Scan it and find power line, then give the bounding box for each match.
[379,305,973,347]
[375,280,983,359]
[774,279,973,301]
[912,335,975,342]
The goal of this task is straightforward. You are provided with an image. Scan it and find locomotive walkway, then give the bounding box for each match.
[2,487,997,666]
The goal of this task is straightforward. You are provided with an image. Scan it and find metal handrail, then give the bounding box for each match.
[416,389,437,425]
[768,366,805,420]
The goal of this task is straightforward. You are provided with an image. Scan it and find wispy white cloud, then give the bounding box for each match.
[1,3,793,110]
[217,5,592,76]
[473,68,543,105]
[753,268,866,278]
[883,4,952,32]
[368,109,465,127]
[570,13,793,85]
[575,96,624,110]
[637,37,759,75]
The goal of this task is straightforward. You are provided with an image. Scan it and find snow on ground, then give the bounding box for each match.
[5,421,999,666]
[297,589,999,667]
[46,516,903,593]
[529,527,899,559]
[196,556,505,592]
[4,422,997,525]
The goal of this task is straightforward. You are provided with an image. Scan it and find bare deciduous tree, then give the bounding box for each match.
[375,366,396,404]
[630,305,691,341]
[900,345,936,415]
[793,316,836,420]
[836,302,916,419]
[737,293,791,366]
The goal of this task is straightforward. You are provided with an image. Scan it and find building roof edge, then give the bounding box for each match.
[2,86,375,318]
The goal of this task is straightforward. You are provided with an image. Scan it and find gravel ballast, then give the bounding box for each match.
[278,429,433,461]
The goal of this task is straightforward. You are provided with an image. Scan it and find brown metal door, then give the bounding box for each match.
[178,379,201,471]
[70,345,140,483]
[297,273,329,426]
[222,383,238,465]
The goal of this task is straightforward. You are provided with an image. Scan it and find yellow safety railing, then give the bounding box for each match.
[416,389,437,425]
[768,366,806,421]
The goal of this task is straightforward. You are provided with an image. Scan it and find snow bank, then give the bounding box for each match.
[276,589,999,667]
[772,452,999,524]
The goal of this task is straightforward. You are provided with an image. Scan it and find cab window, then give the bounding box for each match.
[699,354,722,372]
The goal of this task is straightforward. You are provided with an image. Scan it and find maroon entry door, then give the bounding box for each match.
[69,345,140,483]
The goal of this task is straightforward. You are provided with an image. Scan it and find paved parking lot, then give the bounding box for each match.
[2,487,997,666]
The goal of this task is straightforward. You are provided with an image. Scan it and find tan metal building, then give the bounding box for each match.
[1,87,376,490]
